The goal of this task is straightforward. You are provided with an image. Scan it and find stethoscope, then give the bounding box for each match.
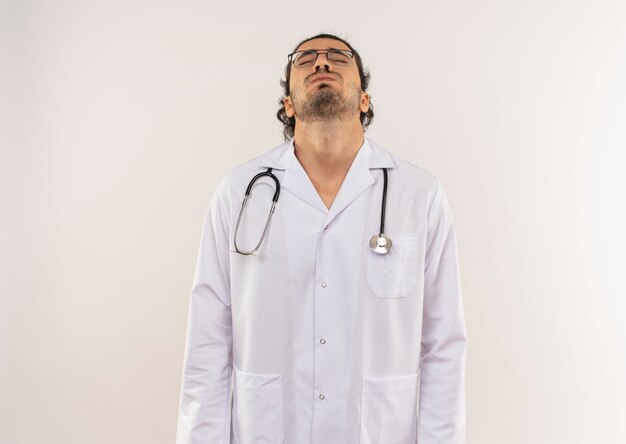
[233,167,392,256]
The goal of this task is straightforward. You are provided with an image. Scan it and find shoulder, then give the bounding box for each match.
[367,137,440,197]
[226,142,288,180]
[212,140,291,204]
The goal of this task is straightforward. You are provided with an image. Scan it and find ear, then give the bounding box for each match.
[284,97,294,118]
[359,92,370,113]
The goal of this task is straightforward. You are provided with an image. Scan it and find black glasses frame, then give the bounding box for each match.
[287,48,355,68]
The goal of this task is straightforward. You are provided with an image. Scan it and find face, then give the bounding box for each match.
[283,38,370,125]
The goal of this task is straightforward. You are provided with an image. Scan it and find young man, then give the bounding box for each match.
[176,33,467,444]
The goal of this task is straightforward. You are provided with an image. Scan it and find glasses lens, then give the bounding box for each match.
[293,50,317,68]
[291,49,353,68]
[328,49,352,66]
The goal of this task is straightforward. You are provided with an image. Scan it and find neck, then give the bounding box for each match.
[292,119,365,177]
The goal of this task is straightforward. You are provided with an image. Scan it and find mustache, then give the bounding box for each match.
[306,68,339,83]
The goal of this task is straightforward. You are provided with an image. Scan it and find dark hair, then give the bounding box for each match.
[276,33,374,142]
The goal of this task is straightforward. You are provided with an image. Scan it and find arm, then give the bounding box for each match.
[176,178,234,444]
[418,177,468,443]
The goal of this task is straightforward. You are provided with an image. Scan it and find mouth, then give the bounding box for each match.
[310,75,336,83]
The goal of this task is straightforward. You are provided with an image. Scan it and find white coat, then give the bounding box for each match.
[176,137,467,444]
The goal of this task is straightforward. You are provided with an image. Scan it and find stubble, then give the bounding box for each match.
[292,81,361,124]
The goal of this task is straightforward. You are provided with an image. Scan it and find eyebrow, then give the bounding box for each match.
[295,47,350,52]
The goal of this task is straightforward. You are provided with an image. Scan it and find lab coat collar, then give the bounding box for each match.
[258,136,396,171]
[258,137,396,220]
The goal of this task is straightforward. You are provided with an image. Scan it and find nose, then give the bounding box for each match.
[314,53,333,72]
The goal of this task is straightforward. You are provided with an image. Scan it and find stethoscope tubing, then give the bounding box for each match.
[234,167,390,255]
[234,168,281,255]
[380,167,388,235]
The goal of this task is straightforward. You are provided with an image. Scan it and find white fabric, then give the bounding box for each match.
[176,137,467,444]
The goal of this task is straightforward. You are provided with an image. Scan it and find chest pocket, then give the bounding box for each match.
[366,237,418,298]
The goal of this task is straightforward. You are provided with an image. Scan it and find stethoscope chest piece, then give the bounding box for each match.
[370,233,392,255]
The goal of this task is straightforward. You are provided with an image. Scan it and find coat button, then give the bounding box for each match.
[319,393,325,400]
[321,281,327,288]
[320,338,326,344]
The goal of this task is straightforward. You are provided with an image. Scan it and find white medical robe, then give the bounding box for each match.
[176,137,467,443]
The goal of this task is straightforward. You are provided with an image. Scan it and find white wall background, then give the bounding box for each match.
[2,0,626,443]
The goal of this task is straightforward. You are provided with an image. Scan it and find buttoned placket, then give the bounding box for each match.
[314,221,330,405]
[269,137,395,442]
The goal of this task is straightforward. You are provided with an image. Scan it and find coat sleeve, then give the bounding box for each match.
[418,177,468,443]
[176,177,234,444]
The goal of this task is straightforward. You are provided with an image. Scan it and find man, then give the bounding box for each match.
[176,33,467,444]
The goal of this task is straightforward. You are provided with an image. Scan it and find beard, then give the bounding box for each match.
[292,82,361,124]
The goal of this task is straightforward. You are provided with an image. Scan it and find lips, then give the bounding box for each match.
[311,75,336,83]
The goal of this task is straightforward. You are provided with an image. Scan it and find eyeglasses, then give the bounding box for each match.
[287,48,354,69]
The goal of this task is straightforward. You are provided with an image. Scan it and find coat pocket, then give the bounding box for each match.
[366,237,418,298]
[232,366,284,443]
[360,370,420,444]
